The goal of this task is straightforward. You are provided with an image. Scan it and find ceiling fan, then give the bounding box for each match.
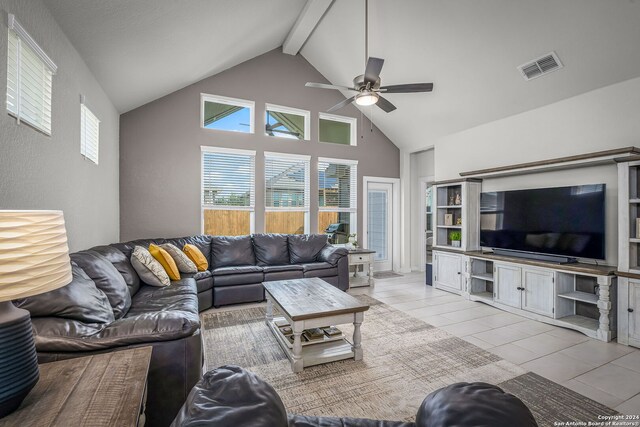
[305,0,434,113]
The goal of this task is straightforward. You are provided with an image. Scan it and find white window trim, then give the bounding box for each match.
[200,93,255,134]
[264,151,311,233]
[264,103,310,141]
[200,145,256,234]
[8,14,57,73]
[80,98,100,165]
[318,112,357,147]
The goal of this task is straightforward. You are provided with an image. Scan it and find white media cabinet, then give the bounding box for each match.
[433,249,617,342]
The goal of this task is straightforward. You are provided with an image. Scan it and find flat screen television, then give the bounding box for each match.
[480,184,605,260]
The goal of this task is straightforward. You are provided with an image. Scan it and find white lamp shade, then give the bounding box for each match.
[0,210,72,301]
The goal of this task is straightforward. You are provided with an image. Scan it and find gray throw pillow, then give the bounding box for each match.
[160,243,197,273]
[131,246,170,287]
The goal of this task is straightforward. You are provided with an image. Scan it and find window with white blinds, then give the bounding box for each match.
[318,158,357,210]
[264,152,310,234]
[264,153,310,209]
[201,147,256,208]
[6,14,57,135]
[318,158,358,237]
[201,147,256,236]
[80,103,100,164]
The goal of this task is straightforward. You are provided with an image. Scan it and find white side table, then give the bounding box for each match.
[348,249,376,287]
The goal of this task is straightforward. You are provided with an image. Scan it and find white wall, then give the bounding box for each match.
[410,149,434,270]
[433,76,640,265]
[0,0,119,252]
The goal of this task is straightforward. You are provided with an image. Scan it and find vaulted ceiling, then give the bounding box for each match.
[43,0,640,152]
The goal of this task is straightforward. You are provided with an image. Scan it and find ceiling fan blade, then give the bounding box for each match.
[376,95,396,113]
[379,83,434,93]
[306,82,356,91]
[364,57,384,85]
[327,96,356,113]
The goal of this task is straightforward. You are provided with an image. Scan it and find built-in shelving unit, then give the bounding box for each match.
[432,179,481,252]
[468,257,494,303]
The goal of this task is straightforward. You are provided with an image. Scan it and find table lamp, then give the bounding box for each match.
[0,210,71,417]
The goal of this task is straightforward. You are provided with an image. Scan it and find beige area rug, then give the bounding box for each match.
[201,295,617,425]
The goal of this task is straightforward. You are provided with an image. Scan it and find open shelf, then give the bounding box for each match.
[558,315,599,331]
[437,225,462,229]
[471,273,494,282]
[558,291,598,305]
[437,205,462,209]
[630,198,640,204]
[630,238,640,243]
[470,291,493,302]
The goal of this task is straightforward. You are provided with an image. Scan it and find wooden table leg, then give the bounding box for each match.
[291,321,304,373]
[368,261,373,286]
[265,294,273,325]
[352,312,363,361]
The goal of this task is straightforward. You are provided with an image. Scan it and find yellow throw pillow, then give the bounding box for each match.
[149,244,181,281]
[183,244,208,272]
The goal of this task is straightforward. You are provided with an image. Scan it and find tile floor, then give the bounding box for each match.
[348,272,640,414]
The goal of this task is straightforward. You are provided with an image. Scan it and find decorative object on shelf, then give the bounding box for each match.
[347,233,358,249]
[444,214,453,226]
[449,231,462,247]
[449,194,455,205]
[454,192,462,205]
[456,217,463,225]
[0,210,72,418]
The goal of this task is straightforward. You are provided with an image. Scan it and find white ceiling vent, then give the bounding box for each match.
[517,52,563,81]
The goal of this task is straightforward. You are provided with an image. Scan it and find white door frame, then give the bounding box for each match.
[363,176,401,272]
[419,175,435,272]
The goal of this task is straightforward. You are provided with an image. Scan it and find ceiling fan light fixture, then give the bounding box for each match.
[355,91,379,106]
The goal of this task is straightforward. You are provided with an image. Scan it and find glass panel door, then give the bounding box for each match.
[367,182,392,271]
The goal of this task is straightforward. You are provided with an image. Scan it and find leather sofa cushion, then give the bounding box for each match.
[288,234,328,264]
[70,250,131,319]
[252,234,289,266]
[212,236,255,268]
[262,264,303,273]
[127,278,199,316]
[214,272,264,287]
[14,264,115,324]
[165,235,213,266]
[171,365,287,427]
[183,270,214,293]
[213,266,264,276]
[90,245,141,296]
[264,270,304,282]
[302,262,333,272]
[416,382,537,427]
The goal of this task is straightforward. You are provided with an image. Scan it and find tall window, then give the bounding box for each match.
[80,101,100,164]
[201,94,254,133]
[318,158,358,242]
[201,147,255,236]
[6,14,57,135]
[264,152,310,234]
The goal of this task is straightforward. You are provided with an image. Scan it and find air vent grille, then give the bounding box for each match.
[518,52,563,81]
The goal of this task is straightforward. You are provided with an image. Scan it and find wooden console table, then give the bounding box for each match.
[0,346,152,427]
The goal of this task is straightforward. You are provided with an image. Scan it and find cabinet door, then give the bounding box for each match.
[629,281,640,347]
[495,264,522,308]
[434,252,463,293]
[522,268,555,317]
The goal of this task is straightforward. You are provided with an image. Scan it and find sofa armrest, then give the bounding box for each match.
[31,310,200,352]
[317,245,348,266]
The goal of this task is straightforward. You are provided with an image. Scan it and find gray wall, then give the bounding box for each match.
[0,0,119,252]
[120,49,400,241]
[434,76,640,265]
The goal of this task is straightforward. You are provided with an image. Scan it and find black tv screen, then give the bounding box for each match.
[480,184,605,260]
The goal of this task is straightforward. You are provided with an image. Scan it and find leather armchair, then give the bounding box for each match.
[172,366,538,427]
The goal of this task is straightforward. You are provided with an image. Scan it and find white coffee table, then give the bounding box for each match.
[263,277,370,373]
